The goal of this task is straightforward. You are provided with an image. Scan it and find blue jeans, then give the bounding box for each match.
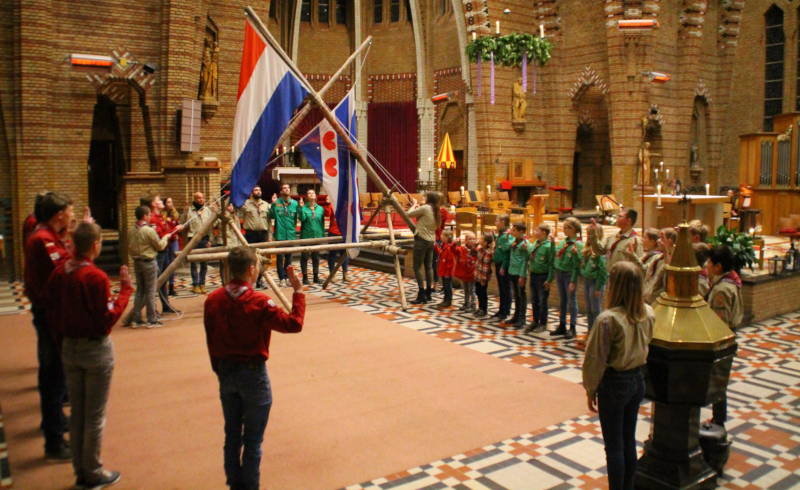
[583,278,604,330]
[597,368,645,490]
[217,361,272,490]
[276,253,292,280]
[555,270,578,328]
[494,266,512,317]
[327,249,349,275]
[529,273,550,326]
[31,304,68,450]
[191,236,209,286]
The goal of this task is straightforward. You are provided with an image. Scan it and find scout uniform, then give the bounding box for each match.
[580,252,608,329]
[507,237,531,326]
[182,204,215,291]
[552,237,583,336]
[299,202,325,283]
[239,197,270,243]
[491,229,515,318]
[128,221,168,325]
[625,249,667,303]
[269,197,299,282]
[528,238,555,330]
[591,228,643,270]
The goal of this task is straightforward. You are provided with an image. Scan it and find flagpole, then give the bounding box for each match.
[273,35,373,151]
[244,6,417,232]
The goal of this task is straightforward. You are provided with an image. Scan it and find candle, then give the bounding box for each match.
[460,185,465,196]
[749,227,755,237]
[472,32,477,42]
[660,161,664,170]
[290,145,295,153]
[656,184,662,207]
[705,183,710,195]
[539,24,544,37]
[496,21,500,34]
[595,205,600,213]
[666,169,670,179]
[487,184,491,196]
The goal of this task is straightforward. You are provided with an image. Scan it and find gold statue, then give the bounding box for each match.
[199,39,219,101]
[512,77,527,122]
[638,141,652,187]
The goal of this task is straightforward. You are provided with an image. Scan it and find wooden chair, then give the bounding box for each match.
[370,192,384,207]
[481,213,498,235]
[448,191,462,206]
[360,192,376,210]
[457,206,478,214]
[488,200,512,212]
[394,193,410,207]
[455,211,478,237]
[410,193,424,204]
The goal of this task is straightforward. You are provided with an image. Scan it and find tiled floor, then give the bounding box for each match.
[2,264,798,489]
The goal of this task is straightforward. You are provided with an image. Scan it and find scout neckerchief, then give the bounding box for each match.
[530,238,548,258]
[307,202,318,219]
[608,229,638,257]
[276,197,293,217]
[557,238,577,258]
[511,236,526,250]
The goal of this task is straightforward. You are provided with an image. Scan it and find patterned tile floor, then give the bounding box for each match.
[1,264,799,489]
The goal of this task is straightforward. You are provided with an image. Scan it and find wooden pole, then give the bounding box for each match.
[223,200,293,312]
[244,7,417,232]
[189,231,404,255]
[272,36,373,151]
[321,249,348,290]
[156,208,221,288]
[386,206,408,310]
[189,239,411,262]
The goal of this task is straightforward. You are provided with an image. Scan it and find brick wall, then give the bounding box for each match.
[742,272,800,324]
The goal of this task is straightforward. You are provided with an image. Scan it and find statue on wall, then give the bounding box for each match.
[512,77,527,122]
[199,37,219,102]
[690,143,700,170]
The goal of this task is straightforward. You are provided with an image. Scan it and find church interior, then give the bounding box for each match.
[1,0,799,489]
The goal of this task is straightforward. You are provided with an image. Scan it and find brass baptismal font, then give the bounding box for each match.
[635,221,737,489]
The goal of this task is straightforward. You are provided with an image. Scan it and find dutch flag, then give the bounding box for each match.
[296,89,361,257]
[230,19,308,207]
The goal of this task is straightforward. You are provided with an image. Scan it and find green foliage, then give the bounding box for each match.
[466,34,553,67]
[708,225,757,273]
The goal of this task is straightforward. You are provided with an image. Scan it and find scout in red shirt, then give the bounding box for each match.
[454,231,478,313]
[434,229,457,308]
[204,247,305,490]
[47,222,131,489]
[23,191,78,460]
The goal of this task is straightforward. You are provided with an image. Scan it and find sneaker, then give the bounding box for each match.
[145,320,164,329]
[532,324,546,333]
[45,444,71,462]
[199,285,207,294]
[474,310,487,318]
[124,321,143,329]
[85,469,121,489]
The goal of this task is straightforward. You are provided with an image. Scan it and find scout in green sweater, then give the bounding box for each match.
[526,223,555,334]
[269,183,299,285]
[580,224,608,330]
[507,222,531,328]
[299,189,325,284]
[551,217,583,339]
[491,215,515,321]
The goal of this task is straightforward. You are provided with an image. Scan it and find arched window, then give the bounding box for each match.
[764,5,784,131]
[318,0,330,23]
[374,0,383,23]
[336,0,347,25]
[301,0,312,22]
[390,0,401,22]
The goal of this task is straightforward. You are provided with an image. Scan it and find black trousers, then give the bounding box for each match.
[475,281,489,312]
[31,304,68,449]
[494,267,512,316]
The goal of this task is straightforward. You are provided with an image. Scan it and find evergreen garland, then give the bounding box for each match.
[466,33,553,67]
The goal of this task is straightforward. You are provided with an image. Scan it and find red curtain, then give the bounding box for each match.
[367,102,418,192]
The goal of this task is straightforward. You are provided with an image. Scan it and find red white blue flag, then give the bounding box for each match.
[296,89,361,256]
[230,19,308,207]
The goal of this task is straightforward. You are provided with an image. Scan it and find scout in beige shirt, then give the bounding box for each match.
[589,209,644,271]
[127,206,173,326]
[622,228,668,303]
[238,187,270,233]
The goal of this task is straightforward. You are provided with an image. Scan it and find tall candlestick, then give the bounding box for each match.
[496,21,500,34]
[705,183,710,195]
[656,184,662,207]
[487,184,491,197]
[472,32,477,42]
[660,161,664,170]
[539,24,544,37]
[460,185,465,196]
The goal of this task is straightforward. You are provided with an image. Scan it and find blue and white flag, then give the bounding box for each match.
[297,89,361,257]
[230,19,308,207]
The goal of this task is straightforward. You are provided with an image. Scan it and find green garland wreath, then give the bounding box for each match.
[466,33,553,67]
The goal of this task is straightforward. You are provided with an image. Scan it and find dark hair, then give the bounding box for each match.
[497,214,510,230]
[624,208,638,226]
[513,222,526,233]
[644,227,660,242]
[482,232,494,245]
[140,192,160,208]
[73,222,102,257]
[425,192,442,227]
[689,222,709,242]
[36,192,73,223]
[661,227,677,243]
[229,246,258,278]
[135,206,151,220]
[708,245,734,273]
[693,242,711,268]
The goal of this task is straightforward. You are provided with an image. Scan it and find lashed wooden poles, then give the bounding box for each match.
[189,239,411,262]
[189,231,405,255]
[244,6,416,233]
[156,207,222,288]
[386,206,408,310]
[223,205,292,312]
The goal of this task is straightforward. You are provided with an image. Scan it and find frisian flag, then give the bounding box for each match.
[230,18,308,207]
[296,89,361,257]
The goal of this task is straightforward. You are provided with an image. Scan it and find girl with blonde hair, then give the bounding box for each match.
[583,261,655,490]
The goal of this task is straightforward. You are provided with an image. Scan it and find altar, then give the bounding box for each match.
[642,194,728,232]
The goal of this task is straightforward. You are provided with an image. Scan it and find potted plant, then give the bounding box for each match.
[708,225,756,273]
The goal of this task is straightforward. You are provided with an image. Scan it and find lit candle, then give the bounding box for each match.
[656,184,662,207]
[705,183,710,195]
[660,161,664,170]
[472,32,477,42]
[460,185,465,196]
[539,24,544,37]
[290,145,295,153]
[487,184,491,196]
[749,227,755,237]
[595,205,600,213]
[665,169,670,180]
[496,21,500,34]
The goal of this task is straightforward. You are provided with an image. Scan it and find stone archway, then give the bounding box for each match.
[570,67,611,208]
